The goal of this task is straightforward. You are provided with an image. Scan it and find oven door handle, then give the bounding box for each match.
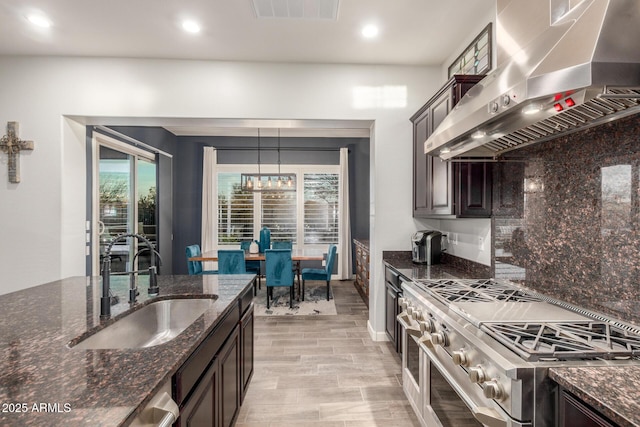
[473,407,508,427]
[420,341,509,427]
[397,313,423,338]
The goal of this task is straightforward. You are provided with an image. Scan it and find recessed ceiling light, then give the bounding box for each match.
[27,14,51,28]
[182,20,201,34]
[361,24,379,39]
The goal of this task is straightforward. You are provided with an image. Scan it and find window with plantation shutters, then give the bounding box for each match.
[217,173,254,244]
[304,173,339,244]
[261,190,297,241]
[216,165,340,248]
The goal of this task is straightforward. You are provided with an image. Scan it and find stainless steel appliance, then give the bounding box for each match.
[425,0,640,160]
[411,230,442,265]
[398,278,640,427]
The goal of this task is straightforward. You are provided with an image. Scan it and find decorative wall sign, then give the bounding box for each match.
[0,121,34,183]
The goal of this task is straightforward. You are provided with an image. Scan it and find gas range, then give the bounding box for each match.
[398,277,640,427]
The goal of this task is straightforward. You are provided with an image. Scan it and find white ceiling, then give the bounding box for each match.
[1,0,495,136]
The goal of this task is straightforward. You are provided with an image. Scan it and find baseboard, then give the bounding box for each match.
[367,320,389,342]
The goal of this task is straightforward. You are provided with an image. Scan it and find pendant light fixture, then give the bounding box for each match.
[241,128,296,192]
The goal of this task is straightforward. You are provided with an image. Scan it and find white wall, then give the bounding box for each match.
[425,2,496,267]
[0,56,443,338]
[439,219,491,265]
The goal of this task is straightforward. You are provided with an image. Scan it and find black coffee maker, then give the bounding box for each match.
[411,230,443,265]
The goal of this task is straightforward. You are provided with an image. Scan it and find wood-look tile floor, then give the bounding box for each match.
[237,281,421,427]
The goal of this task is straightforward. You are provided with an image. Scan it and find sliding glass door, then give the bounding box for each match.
[92,135,157,274]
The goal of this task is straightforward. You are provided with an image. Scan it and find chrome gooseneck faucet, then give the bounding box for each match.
[101,233,159,320]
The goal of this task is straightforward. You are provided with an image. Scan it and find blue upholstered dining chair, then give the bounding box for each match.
[301,244,337,301]
[272,241,300,293]
[265,249,295,309]
[271,241,292,249]
[217,250,247,274]
[185,244,217,275]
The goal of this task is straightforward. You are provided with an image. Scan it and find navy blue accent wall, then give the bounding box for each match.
[106,128,370,275]
[109,126,178,154]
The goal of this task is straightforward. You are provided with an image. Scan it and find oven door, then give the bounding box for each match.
[419,340,531,427]
[398,312,426,425]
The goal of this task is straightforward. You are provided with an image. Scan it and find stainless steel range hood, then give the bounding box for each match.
[426,0,640,160]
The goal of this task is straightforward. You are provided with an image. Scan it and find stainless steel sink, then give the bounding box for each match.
[72,298,217,350]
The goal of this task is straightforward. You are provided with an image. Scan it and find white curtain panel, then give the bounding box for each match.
[201,147,218,258]
[338,147,352,279]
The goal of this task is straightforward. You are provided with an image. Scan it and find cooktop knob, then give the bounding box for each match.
[483,380,505,400]
[468,366,487,384]
[407,306,414,316]
[419,319,435,333]
[398,297,407,308]
[412,310,423,321]
[452,350,469,366]
[430,331,448,346]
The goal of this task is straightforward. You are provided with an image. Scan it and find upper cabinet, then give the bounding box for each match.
[411,75,491,218]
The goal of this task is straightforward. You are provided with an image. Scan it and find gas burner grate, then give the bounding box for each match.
[482,321,640,361]
[414,279,543,304]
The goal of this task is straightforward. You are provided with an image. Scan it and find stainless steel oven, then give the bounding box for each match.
[420,336,512,427]
[398,281,514,427]
[398,277,640,427]
[423,345,483,426]
[398,302,425,422]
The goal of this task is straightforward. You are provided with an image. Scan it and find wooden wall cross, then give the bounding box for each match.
[0,122,34,183]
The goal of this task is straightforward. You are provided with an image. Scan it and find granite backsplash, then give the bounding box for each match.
[493,113,640,326]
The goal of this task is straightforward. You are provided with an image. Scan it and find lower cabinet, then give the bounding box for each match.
[558,388,616,427]
[177,353,220,427]
[240,304,254,403]
[173,288,254,427]
[384,266,402,356]
[219,327,240,427]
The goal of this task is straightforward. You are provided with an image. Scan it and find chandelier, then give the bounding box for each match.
[241,129,296,192]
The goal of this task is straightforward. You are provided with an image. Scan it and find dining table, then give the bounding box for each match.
[189,247,326,262]
[189,248,327,298]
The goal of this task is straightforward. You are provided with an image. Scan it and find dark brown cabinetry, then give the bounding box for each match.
[177,357,219,427]
[174,284,254,427]
[457,162,492,217]
[353,239,369,307]
[384,266,402,356]
[558,389,617,427]
[219,327,240,427]
[240,303,254,403]
[411,75,491,218]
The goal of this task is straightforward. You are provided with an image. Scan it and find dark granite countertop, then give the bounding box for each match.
[550,366,640,427]
[0,274,255,427]
[383,251,492,280]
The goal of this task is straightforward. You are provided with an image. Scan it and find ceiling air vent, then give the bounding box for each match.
[251,0,339,20]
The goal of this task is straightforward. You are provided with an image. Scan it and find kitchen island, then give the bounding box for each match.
[0,274,255,427]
